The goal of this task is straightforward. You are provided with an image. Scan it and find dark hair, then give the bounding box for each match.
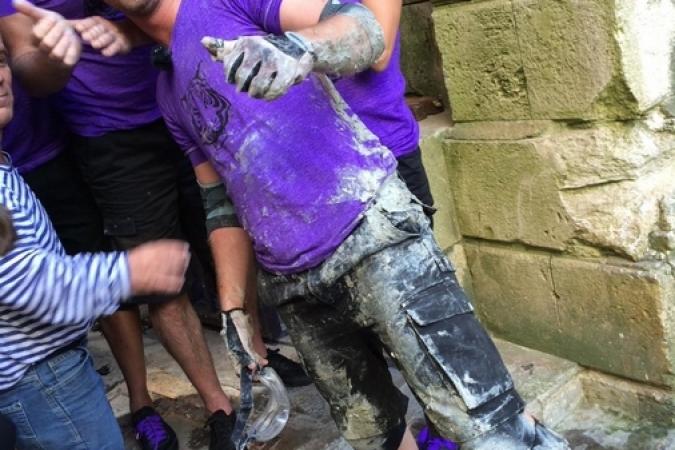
[0,205,15,255]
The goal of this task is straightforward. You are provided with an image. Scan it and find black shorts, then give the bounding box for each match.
[69,120,212,306]
[23,149,106,255]
[71,120,187,249]
[25,121,213,308]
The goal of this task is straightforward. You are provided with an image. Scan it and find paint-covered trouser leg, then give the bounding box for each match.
[260,176,569,449]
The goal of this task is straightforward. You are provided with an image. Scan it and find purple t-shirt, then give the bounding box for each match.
[0,1,14,16]
[334,35,419,158]
[157,0,396,274]
[4,82,66,174]
[34,0,161,137]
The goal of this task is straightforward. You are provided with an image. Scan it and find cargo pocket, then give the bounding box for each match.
[403,278,514,410]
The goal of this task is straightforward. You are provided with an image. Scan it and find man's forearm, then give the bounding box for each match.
[289,4,384,76]
[209,227,256,312]
[12,50,72,96]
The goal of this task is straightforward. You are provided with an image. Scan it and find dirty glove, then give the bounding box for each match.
[0,205,15,256]
[202,35,314,100]
[221,309,267,372]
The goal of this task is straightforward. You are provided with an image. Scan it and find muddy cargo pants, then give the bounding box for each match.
[258,176,524,449]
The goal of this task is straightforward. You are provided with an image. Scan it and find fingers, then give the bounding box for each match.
[161,239,191,279]
[72,17,131,57]
[12,0,47,21]
[234,59,262,93]
[62,36,81,65]
[22,3,81,67]
[128,240,191,295]
[225,51,245,84]
[76,19,112,46]
[264,68,295,100]
[70,16,99,34]
[201,36,236,61]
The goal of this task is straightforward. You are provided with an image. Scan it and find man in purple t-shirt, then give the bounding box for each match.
[105,0,571,449]
[1,3,300,450]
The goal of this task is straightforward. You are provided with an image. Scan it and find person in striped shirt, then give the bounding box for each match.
[0,27,192,450]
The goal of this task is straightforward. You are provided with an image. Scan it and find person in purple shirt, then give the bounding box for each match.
[6,2,308,450]
[333,0,434,218]
[2,3,254,450]
[0,0,108,257]
[0,18,192,448]
[103,0,571,449]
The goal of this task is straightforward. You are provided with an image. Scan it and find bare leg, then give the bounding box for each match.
[149,294,233,414]
[100,307,153,413]
[399,428,419,450]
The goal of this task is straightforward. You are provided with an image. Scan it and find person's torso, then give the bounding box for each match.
[334,35,419,158]
[159,0,397,274]
[0,165,88,390]
[34,0,162,137]
[4,82,66,173]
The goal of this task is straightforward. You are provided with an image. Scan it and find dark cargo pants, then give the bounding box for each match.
[258,177,524,448]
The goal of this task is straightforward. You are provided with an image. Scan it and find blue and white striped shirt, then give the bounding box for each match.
[0,154,131,390]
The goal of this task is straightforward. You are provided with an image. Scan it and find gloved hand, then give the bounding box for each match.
[0,205,15,256]
[221,309,268,372]
[201,35,314,100]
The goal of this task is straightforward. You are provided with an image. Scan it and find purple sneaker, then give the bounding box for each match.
[132,406,178,450]
[417,426,460,450]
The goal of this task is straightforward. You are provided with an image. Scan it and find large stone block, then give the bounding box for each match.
[551,258,674,386]
[466,243,675,386]
[433,0,675,121]
[445,122,675,259]
[465,243,563,349]
[419,121,462,250]
[581,372,675,426]
[613,0,675,113]
[445,139,573,250]
[513,0,628,119]
[432,0,530,121]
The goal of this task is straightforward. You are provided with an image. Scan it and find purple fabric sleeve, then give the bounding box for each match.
[157,78,208,167]
[234,0,283,34]
[0,0,15,16]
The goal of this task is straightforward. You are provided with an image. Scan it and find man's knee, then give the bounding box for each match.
[148,293,191,318]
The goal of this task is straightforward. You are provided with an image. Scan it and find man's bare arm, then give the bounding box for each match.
[276,0,401,72]
[362,0,401,71]
[193,161,267,370]
[0,0,81,96]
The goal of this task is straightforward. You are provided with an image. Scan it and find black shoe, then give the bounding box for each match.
[132,406,178,450]
[207,410,237,450]
[266,348,312,387]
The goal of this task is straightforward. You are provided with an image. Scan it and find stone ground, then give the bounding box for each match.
[88,329,675,450]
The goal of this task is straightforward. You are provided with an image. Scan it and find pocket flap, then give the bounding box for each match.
[404,279,473,326]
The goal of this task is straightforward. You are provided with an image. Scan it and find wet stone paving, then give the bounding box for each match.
[88,329,675,450]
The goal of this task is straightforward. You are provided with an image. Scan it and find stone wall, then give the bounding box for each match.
[426,0,675,389]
